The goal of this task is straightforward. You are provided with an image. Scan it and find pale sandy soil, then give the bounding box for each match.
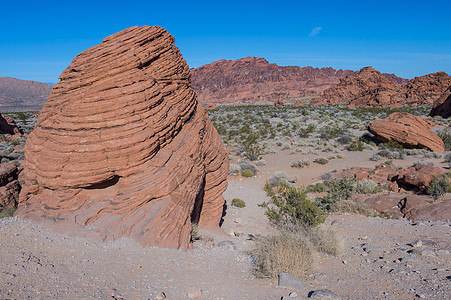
[1,149,450,299]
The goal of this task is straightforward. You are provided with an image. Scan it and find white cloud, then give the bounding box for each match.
[308,27,322,37]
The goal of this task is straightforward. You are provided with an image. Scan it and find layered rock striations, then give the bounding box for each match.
[190,57,355,104]
[367,112,445,153]
[313,67,450,107]
[15,26,229,249]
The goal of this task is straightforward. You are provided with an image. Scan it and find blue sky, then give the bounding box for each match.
[1,0,450,82]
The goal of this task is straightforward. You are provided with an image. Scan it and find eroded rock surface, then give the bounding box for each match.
[0,163,20,209]
[367,112,445,153]
[430,85,451,118]
[15,26,228,249]
[0,114,20,135]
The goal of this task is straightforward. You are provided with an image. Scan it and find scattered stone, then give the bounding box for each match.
[278,272,305,290]
[308,289,342,299]
[289,291,298,298]
[410,240,423,248]
[154,292,166,299]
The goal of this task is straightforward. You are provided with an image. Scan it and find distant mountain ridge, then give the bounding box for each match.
[0,77,52,111]
[190,57,408,104]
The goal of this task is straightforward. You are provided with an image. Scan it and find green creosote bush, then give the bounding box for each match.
[298,124,316,138]
[231,198,246,208]
[427,174,451,201]
[379,140,405,151]
[306,182,327,193]
[241,169,254,177]
[437,129,451,151]
[316,176,357,211]
[260,182,326,228]
[240,133,264,161]
[346,138,365,151]
[313,157,329,165]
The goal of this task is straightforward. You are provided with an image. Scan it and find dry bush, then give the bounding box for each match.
[250,231,314,278]
[331,200,374,217]
[306,225,342,256]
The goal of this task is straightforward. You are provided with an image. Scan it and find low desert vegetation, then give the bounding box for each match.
[251,182,341,278]
[0,206,17,218]
[427,174,451,201]
[231,198,246,208]
[241,169,254,177]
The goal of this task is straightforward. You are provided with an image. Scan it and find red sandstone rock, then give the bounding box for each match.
[274,99,284,107]
[0,163,20,209]
[400,196,451,222]
[293,100,303,107]
[312,67,450,107]
[15,26,229,249]
[0,114,20,135]
[364,194,405,218]
[430,85,451,118]
[367,112,445,153]
[390,164,445,192]
[204,103,218,110]
[190,57,354,104]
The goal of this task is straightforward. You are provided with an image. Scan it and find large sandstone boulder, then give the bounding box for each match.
[15,26,228,249]
[0,163,20,209]
[0,114,20,135]
[388,164,445,192]
[274,99,284,107]
[367,112,445,153]
[430,85,451,118]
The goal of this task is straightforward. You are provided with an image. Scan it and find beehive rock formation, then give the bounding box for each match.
[367,112,445,153]
[430,85,451,118]
[15,26,229,249]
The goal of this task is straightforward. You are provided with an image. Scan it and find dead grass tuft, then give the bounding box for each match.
[332,200,375,217]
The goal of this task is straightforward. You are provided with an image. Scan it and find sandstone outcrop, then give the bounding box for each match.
[0,163,20,209]
[274,99,284,107]
[15,26,229,249]
[430,85,451,118]
[313,67,450,107]
[388,164,445,192]
[293,100,303,107]
[204,103,218,110]
[0,114,20,135]
[190,57,355,104]
[367,112,445,153]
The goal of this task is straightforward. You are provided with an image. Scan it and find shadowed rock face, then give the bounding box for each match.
[430,85,451,118]
[367,112,445,153]
[15,26,228,249]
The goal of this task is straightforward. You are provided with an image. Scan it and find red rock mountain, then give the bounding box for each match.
[191,57,355,104]
[430,85,451,118]
[313,67,451,107]
[0,77,51,110]
[15,26,229,249]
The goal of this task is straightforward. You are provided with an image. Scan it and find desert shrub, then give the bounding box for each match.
[238,159,258,175]
[346,139,365,151]
[379,140,405,151]
[370,154,381,161]
[0,206,16,218]
[405,149,425,156]
[316,177,357,211]
[437,130,451,151]
[231,198,246,208]
[229,164,241,175]
[330,200,374,216]
[319,125,346,140]
[423,152,442,159]
[255,159,266,166]
[250,232,314,278]
[241,169,254,177]
[336,135,352,145]
[356,179,380,194]
[427,174,451,201]
[267,171,289,187]
[413,160,433,166]
[313,157,329,165]
[261,182,326,228]
[306,182,327,193]
[306,225,342,256]
[281,143,291,150]
[298,124,316,138]
[190,223,200,241]
[291,159,310,168]
[240,133,263,161]
[377,150,404,160]
[443,153,451,163]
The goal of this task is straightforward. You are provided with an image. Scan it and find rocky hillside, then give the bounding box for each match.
[190,57,355,104]
[312,67,451,107]
[190,57,408,104]
[0,77,51,111]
